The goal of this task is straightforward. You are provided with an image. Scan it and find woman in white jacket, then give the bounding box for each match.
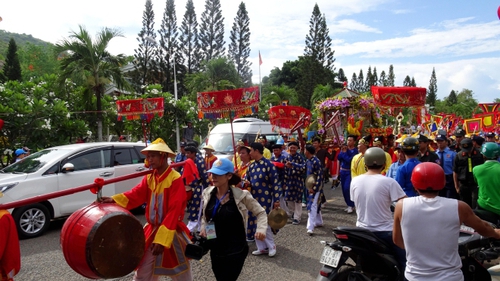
[200,158,268,281]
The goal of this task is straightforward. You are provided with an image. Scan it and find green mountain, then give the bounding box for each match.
[0,29,52,60]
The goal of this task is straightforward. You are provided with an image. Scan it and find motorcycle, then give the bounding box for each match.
[316,225,499,281]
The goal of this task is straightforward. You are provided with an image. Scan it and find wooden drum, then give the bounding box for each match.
[60,202,145,279]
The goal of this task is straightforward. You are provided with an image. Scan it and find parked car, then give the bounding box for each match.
[0,142,147,238]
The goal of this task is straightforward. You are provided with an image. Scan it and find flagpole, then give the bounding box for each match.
[259,51,262,102]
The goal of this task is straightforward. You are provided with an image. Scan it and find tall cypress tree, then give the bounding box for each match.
[357,69,365,92]
[365,66,373,90]
[379,70,387,86]
[403,75,411,86]
[157,0,185,95]
[133,0,156,93]
[304,4,335,71]
[411,77,416,87]
[179,0,200,74]
[372,67,378,86]
[350,73,358,91]
[337,68,347,82]
[229,2,252,86]
[387,65,395,86]
[2,38,22,82]
[447,90,457,106]
[199,0,226,61]
[426,67,438,106]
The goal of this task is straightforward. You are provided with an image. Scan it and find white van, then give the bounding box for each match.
[202,118,280,159]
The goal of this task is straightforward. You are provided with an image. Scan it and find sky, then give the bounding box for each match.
[2,0,500,103]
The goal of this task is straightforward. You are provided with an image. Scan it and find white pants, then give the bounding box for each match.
[187,198,204,233]
[279,196,290,215]
[255,225,276,251]
[133,247,193,281]
[307,192,323,231]
[287,201,302,221]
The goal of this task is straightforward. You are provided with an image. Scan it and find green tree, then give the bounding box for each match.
[494,98,500,103]
[350,72,358,90]
[199,0,225,61]
[295,55,334,109]
[229,2,252,86]
[55,25,129,141]
[357,69,365,92]
[411,77,416,87]
[311,83,339,105]
[185,57,242,94]
[447,90,457,106]
[133,0,157,92]
[304,3,336,71]
[179,0,200,73]
[403,75,411,86]
[426,67,437,107]
[264,60,300,88]
[18,43,59,81]
[434,89,477,118]
[387,65,395,86]
[379,70,387,86]
[337,68,347,82]
[2,38,22,82]
[257,84,299,120]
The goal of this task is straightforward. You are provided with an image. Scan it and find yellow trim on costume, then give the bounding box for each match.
[149,168,181,193]
[112,193,130,208]
[0,209,8,219]
[154,225,176,248]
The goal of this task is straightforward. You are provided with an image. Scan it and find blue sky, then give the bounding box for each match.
[2,0,500,102]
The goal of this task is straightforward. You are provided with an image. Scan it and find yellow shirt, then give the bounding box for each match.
[263,148,272,159]
[382,152,392,175]
[351,153,366,178]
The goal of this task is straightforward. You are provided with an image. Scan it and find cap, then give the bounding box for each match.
[15,148,27,156]
[472,135,485,146]
[485,132,496,138]
[358,135,372,146]
[180,141,187,147]
[373,136,384,146]
[23,146,30,152]
[417,134,429,142]
[208,158,235,176]
[460,138,473,152]
[436,134,447,141]
[454,128,466,137]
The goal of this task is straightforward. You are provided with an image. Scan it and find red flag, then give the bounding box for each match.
[259,51,262,65]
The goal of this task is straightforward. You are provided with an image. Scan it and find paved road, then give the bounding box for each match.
[16,182,356,281]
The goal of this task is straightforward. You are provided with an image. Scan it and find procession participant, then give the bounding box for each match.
[200,158,268,281]
[453,138,484,209]
[276,137,289,158]
[203,144,217,170]
[283,141,306,224]
[435,134,458,199]
[372,136,392,175]
[328,142,341,188]
[485,132,497,143]
[395,137,421,197]
[257,135,272,159]
[350,147,407,273]
[174,142,187,173]
[452,128,466,152]
[385,134,396,159]
[235,146,256,242]
[312,137,334,184]
[0,210,21,281]
[337,135,358,213]
[393,162,500,281]
[386,146,405,180]
[304,145,324,235]
[271,142,287,214]
[473,143,500,224]
[244,142,280,257]
[183,121,195,143]
[233,139,246,167]
[417,134,440,163]
[472,135,485,149]
[99,138,193,281]
[351,135,371,178]
[184,146,210,233]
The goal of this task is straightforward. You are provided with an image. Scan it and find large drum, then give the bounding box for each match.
[60,202,145,279]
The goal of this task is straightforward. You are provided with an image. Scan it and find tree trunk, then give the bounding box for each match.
[95,86,103,142]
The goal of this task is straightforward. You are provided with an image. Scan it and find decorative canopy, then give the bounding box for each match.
[268,105,311,132]
[197,86,259,119]
[371,86,426,107]
[116,98,164,122]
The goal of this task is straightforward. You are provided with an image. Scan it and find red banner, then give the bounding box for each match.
[371,86,426,107]
[197,86,259,119]
[116,98,164,122]
[268,105,311,130]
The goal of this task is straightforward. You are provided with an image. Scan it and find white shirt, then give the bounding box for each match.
[350,174,406,232]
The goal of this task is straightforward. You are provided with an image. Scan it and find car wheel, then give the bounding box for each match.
[13,203,51,238]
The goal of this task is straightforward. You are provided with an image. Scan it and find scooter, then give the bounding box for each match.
[317,225,498,281]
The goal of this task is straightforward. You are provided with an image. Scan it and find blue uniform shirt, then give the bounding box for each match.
[386,161,403,180]
[395,158,420,197]
[437,147,456,175]
[338,148,358,170]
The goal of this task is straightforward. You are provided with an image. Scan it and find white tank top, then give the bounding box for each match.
[401,196,463,281]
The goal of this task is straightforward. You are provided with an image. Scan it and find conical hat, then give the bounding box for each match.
[141,138,175,156]
[268,208,288,230]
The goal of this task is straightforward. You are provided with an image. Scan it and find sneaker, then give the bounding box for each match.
[315,224,323,228]
[347,206,354,214]
[307,230,314,236]
[343,207,349,212]
[292,219,300,225]
[252,249,269,256]
[301,203,306,208]
[268,246,277,257]
[246,238,255,243]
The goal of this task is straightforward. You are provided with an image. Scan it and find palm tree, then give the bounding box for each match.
[55,25,129,141]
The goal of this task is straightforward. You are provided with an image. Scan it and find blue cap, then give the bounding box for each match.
[207,158,234,175]
[276,138,284,145]
[15,148,27,156]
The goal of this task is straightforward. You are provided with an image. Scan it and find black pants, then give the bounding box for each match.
[474,206,500,226]
[439,174,458,199]
[211,244,249,281]
[458,182,478,209]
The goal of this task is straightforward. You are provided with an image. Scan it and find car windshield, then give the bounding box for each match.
[2,149,71,174]
[206,133,245,153]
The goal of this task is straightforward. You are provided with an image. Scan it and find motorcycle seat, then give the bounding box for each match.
[335,226,393,253]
